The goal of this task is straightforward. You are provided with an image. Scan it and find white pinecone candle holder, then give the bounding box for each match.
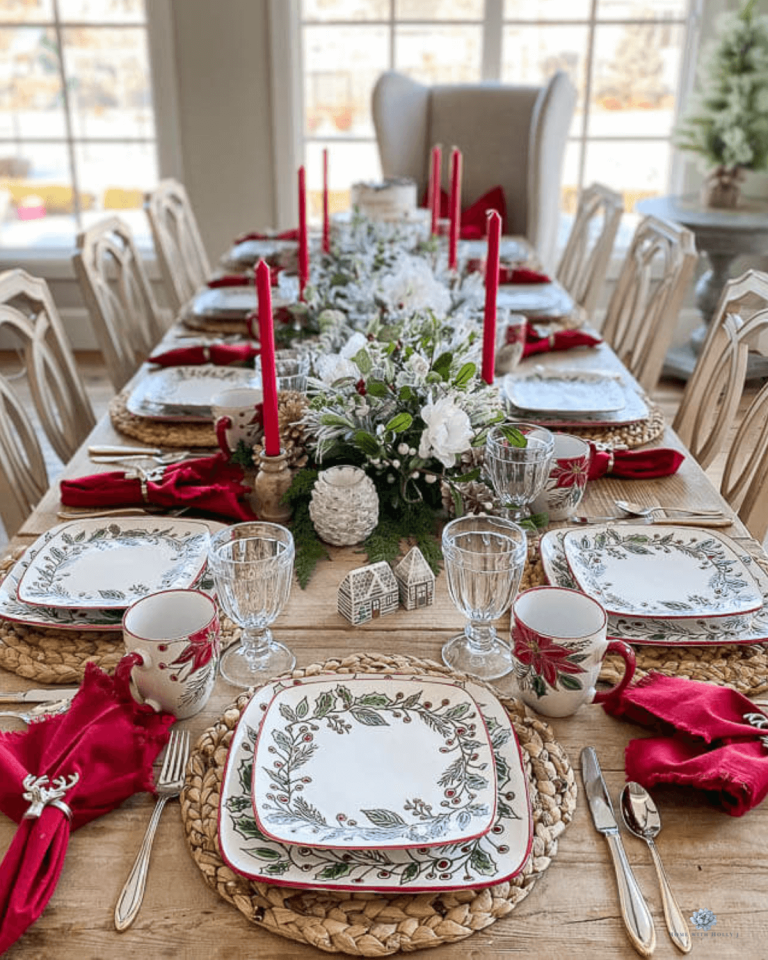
[309,465,379,546]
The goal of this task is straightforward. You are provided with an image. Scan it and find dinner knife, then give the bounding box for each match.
[0,687,79,704]
[88,445,162,457]
[569,515,731,527]
[581,747,656,957]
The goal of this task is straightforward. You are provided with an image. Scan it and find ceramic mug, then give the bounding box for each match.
[211,386,263,457]
[495,312,527,375]
[121,589,220,719]
[510,586,635,717]
[530,433,591,521]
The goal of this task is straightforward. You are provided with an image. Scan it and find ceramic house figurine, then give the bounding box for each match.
[338,561,399,625]
[393,546,435,610]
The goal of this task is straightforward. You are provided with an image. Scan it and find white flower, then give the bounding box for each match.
[315,353,360,386]
[378,256,452,315]
[340,332,369,359]
[418,395,473,469]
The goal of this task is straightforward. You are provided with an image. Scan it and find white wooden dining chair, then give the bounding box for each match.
[145,179,211,312]
[0,269,96,537]
[73,215,169,391]
[673,269,768,540]
[557,183,623,317]
[601,215,697,393]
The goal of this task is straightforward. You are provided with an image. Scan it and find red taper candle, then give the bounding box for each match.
[448,146,462,270]
[256,259,280,456]
[322,148,330,254]
[298,165,309,300]
[482,209,501,385]
[429,144,442,236]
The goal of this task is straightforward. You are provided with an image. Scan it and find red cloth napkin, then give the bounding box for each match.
[60,453,258,521]
[424,186,507,238]
[233,229,299,244]
[207,266,281,288]
[587,444,685,481]
[0,662,173,952]
[603,673,768,816]
[148,343,260,367]
[520,328,602,358]
[499,266,551,284]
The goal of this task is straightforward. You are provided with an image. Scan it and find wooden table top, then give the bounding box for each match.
[2,320,766,959]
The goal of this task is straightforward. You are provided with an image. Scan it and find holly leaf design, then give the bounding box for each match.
[559,674,583,691]
[350,707,389,726]
[401,862,420,884]
[295,696,309,719]
[362,808,407,827]
[312,690,335,719]
[316,862,352,880]
[469,846,497,876]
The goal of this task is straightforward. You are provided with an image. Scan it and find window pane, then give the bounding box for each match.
[504,0,591,21]
[596,0,688,20]
[304,26,388,139]
[394,26,482,84]
[0,143,76,246]
[589,22,683,137]
[58,0,145,23]
[396,0,483,19]
[74,140,157,212]
[583,140,671,209]
[0,1,53,24]
[0,27,67,137]
[561,139,581,215]
[302,0,389,21]
[305,140,382,220]
[501,24,588,120]
[62,27,153,139]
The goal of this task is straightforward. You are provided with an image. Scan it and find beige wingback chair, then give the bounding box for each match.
[372,70,576,268]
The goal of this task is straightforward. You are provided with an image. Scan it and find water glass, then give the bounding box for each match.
[485,423,554,520]
[209,522,295,688]
[256,349,310,394]
[441,515,527,680]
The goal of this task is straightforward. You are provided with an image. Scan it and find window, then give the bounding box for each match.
[0,0,159,250]
[298,0,701,232]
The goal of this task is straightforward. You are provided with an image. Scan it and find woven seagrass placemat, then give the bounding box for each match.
[109,392,217,448]
[0,549,240,684]
[181,314,249,335]
[180,651,577,956]
[566,402,665,450]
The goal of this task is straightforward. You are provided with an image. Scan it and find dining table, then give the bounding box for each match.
[1,236,767,960]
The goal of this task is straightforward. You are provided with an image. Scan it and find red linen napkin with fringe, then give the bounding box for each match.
[519,328,601,358]
[425,186,507,238]
[207,266,281,288]
[233,229,299,244]
[0,662,173,953]
[587,444,684,480]
[603,673,768,816]
[148,343,259,368]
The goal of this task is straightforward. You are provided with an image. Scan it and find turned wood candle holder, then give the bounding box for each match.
[252,449,292,523]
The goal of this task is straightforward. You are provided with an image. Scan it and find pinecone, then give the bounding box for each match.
[440,479,498,517]
[252,390,309,470]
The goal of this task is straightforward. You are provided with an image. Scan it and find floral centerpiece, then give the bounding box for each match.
[675,0,768,208]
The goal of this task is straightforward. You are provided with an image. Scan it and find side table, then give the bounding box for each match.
[636,194,768,379]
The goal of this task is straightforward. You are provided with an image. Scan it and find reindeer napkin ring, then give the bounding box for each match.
[22,772,80,821]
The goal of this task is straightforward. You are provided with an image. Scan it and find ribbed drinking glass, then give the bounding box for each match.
[485,423,554,521]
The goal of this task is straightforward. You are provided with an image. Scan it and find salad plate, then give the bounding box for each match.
[540,529,768,645]
[251,676,497,850]
[504,369,626,415]
[496,282,573,318]
[562,525,762,620]
[461,238,529,263]
[126,366,259,421]
[221,238,297,271]
[16,518,212,610]
[501,376,650,428]
[189,286,259,320]
[220,672,532,892]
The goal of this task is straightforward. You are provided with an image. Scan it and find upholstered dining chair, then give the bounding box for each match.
[557,182,624,317]
[73,215,170,391]
[372,70,576,269]
[600,215,697,393]
[145,178,211,312]
[673,269,768,540]
[0,269,96,537]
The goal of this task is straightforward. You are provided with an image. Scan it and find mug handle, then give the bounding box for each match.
[215,415,233,456]
[592,640,636,704]
[115,651,163,713]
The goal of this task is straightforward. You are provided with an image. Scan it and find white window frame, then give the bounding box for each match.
[270,0,704,232]
[0,0,182,269]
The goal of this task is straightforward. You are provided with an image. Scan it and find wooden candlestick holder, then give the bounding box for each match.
[252,449,293,523]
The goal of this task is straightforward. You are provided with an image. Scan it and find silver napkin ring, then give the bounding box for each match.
[744,712,768,752]
[22,772,80,820]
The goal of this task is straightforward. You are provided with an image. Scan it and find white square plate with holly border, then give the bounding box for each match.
[251,676,496,850]
[219,673,533,892]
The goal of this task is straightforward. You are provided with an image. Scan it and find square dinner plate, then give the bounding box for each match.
[251,676,497,850]
[126,365,259,421]
[505,369,626,415]
[219,673,532,893]
[16,518,212,610]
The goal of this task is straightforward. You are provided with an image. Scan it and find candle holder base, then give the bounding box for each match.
[252,449,293,523]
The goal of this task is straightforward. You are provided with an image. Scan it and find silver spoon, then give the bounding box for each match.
[620,782,691,953]
[0,699,73,725]
[616,499,725,519]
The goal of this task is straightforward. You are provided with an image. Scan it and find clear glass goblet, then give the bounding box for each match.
[209,522,295,688]
[441,515,527,680]
[485,422,554,521]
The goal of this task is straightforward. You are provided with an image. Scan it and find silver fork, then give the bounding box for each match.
[114,728,190,932]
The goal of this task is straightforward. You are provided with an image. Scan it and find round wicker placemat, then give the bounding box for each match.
[567,403,665,450]
[0,550,240,684]
[182,315,249,335]
[181,652,577,956]
[109,392,217,448]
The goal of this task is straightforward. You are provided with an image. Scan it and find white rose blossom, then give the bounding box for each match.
[418,395,473,469]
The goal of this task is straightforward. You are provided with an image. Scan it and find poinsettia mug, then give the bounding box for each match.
[510,586,635,717]
[530,433,591,521]
[211,386,263,458]
[121,589,221,719]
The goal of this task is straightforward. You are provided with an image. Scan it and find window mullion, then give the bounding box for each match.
[577,0,599,195]
[482,0,503,82]
[50,0,81,227]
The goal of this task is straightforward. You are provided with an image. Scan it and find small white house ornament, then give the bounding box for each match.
[338,561,399,625]
[309,465,379,546]
[393,546,435,610]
